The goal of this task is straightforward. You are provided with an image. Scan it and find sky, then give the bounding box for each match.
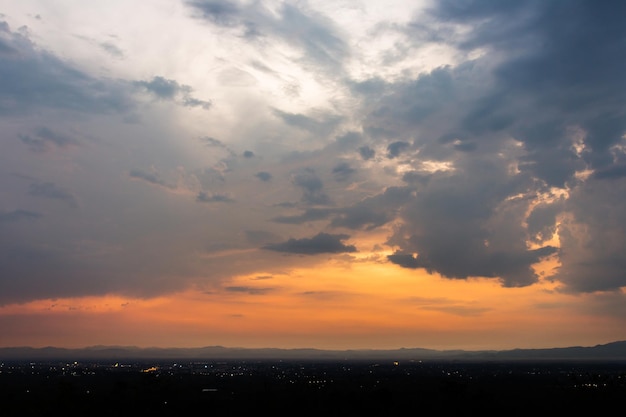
[1,0,625,351]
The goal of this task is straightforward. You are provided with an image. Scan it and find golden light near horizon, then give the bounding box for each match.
[0,247,618,350]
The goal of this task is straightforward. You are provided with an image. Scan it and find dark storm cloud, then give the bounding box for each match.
[187,0,348,73]
[196,191,234,203]
[349,0,626,292]
[0,209,41,223]
[134,76,211,109]
[243,150,255,158]
[431,0,626,174]
[255,171,272,182]
[18,127,78,152]
[0,21,132,115]
[384,157,559,287]
[28,182,77,208]
[263,232,356,255]
[292,169,330,205]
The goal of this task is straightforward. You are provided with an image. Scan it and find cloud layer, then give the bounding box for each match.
[0,0,625,309]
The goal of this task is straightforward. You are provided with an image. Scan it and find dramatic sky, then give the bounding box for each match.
[1,0,625,350]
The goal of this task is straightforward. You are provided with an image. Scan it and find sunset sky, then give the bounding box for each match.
[1,0,626,351]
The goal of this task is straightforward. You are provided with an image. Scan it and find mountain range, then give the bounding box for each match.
[2,341,626,362]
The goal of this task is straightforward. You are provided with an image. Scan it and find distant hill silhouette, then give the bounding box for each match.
[2,341,626,362]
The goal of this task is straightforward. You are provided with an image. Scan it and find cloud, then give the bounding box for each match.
[99,41,124,58]
[386,141,411,159]
[187,1,241,27]
[255,171,272,182]
[272,208,333,225]
[28,182,77,208]
[244,230,281,245]
[292,169,330,205]
[187,0,349,73]
[0,209,41,223]
[358,146,375,160]
[332,162,356,182]
[0,21,132,115]
[388,246,558,287]
[134,76,211,109]
[330,187,414,230]
[196,191,234,203]
[18,127,78,152]
[591,162,626,181]
[344,0,626,292]
[1,0,625,308]
[263,232,356,255]
[270,186,414,230]
[223,286,273,295]
[129,169,173,189]
[272,108,341,137]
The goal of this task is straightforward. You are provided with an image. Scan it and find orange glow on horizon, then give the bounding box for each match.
[2,252,622,351]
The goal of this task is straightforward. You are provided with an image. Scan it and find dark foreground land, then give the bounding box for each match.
[1,359,624,416]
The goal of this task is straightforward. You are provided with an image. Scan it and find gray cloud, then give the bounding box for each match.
[332,162,355,182]
[270,186,414,231]
[263,232,356,255]
[28,182,77,208]
[99,41,124,58]
[224,285,273,295]
[552,178,626,293]
[272,208,333,225]
[591,163,626,181]
[0,21,132,115]
[358,146,375,160]
[345,0,626,292]
[330,187,414,231]
[386,141,411,159]
[292,169,330,205]
[202,136,224,147]
[129,169,173,189]
[134,76,211,109]
[1,0,624,308]
[244,230,281,245]
[0,209,41,223]
[196,191,234,203]
[255,171,272,182]
[187,1,349,73]
[272,108,341,136]
[18,127,78,152]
